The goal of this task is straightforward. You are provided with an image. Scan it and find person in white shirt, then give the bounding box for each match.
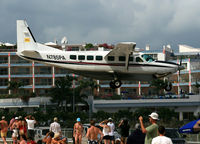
[25,115,36,139]
[152,125,173,144]
[50,117,61,134]
[107,118,115,144]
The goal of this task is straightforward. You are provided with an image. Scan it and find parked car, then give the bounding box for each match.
[165,128,186,144]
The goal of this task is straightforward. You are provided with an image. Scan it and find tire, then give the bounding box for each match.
[114,80,122,88]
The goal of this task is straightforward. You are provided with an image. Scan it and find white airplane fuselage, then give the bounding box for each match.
[18,49,179,81]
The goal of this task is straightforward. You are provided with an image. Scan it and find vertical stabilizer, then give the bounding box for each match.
[17,20,37,53]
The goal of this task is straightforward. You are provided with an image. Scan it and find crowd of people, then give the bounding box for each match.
[74,112,173,144]
[0,115,67,144]
[0,112,173,144]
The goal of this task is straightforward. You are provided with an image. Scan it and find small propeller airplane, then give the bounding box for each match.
[16,20,184,90]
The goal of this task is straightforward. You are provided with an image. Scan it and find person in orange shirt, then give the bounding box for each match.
[0,116,9,144]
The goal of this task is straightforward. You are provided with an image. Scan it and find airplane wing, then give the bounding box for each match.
[105,42,136,70]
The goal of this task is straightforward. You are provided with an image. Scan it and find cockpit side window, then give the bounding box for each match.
[136,57,143,62]
[141,54,154,62]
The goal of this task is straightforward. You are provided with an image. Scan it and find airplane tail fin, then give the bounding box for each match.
[17,20,37,53]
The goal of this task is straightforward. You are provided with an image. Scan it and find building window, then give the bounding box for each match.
[87,55,94,60]
[40,67,51,74]
[78,55,85,60]
[19,79,30,85]
[108,56,115,61]
[0,68,8,75]
[119,56,126,61]
[38,79,52,85]
[70,55,76,60]
[0,79,8,86]
[96,56,103,61]
[0,57,8,64]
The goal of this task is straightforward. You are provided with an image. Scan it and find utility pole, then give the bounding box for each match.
[73,74,75,113]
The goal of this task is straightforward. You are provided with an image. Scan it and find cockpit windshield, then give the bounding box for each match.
[141,54,155,62]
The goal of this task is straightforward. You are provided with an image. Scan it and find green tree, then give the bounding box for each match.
[150,79,168,95]
[195,80,200,94]
[49,75,73,111]
[85,43,94,50]
[7,81,24,94]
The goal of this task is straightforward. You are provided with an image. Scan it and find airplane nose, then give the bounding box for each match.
[178,65,185,70]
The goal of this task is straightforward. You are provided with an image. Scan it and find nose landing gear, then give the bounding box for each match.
[164,82,172,91]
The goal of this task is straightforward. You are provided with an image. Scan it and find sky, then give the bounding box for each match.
[0,0,200,51]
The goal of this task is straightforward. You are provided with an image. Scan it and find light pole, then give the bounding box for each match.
[73,74,75,113]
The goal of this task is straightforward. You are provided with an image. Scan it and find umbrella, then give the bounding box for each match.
[179,119,200,134]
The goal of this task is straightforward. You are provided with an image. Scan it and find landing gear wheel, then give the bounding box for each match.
[114,80,122,88]
[165,82,172,91]
[109,80,122,89]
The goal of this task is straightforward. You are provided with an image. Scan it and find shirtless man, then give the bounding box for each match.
[0,116,8,144]
[73,118,83,144]
[86,120,103,144]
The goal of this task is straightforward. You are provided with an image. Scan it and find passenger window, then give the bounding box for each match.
[119,56,125,61]
[96,56,103,61]
[136,57,143,62]
[87,55,94,60]
[129,57,133,62]
[70,55,76,60]
[78,55,85,60]
[108,56,115,61]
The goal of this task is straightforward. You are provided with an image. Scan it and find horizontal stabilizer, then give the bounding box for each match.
[20,50,41,58]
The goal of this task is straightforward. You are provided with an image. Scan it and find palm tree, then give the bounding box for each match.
[150,79,167,95]
[78,78,99,97]
[195,80,200,94]
[7,81,24,95]
[49,75,73,111]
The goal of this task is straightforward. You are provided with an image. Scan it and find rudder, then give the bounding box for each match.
[17,20,37,53]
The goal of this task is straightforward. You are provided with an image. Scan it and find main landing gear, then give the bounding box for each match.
[109,80,122,89]
[164,82,172,91]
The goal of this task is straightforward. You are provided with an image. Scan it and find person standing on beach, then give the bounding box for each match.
[118,119,130,144]
[152,125,172,144]
[99,120,111,144]
[73,118,83,144]
[50,117,61,134]
[139,112,159,144]
[0,116,8,144]
[25,115,36,140]
[86,120,103,144]
[107,118,115,144]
